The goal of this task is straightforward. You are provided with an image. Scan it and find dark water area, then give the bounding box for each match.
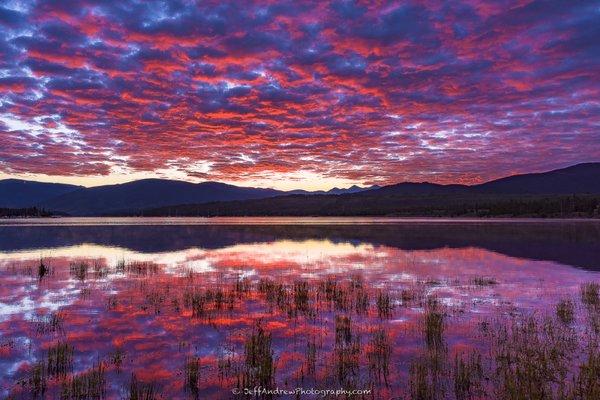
[0,218,599,399]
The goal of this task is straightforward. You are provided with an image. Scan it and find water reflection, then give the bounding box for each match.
[1,219,599,269]
[0,221,599,399]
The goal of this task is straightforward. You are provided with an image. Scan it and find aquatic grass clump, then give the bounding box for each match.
[240,323,275,390]
[581,282,600,308]
[60,362,106,400]
[184,356,200,397]
[376,290,393,319]
[234,276,251,297]
[69,261,89,281]
[35,311,65,335]
[183,289,209,318]
[424,299,445,350]
[471,276,497,286]
[556,298,575,325]
[305,336,318,377]
[571,344,600,399]
[367,327,391,386]
[490,315,577,400]
[453,352,483,400]
[293,280,310,313]
[126,261,160,276]
[334,315,361,385]
[109,347,125,372]
[47,341,74,378]
[258,278,291,313]
[128,374,159,400]
[144,289,166,314]
[17,361,47,399]
[335,315,353,346]
[354,288,369,315]
[409,353,445,400]
[93,260,109,279]
[38,258,50,281]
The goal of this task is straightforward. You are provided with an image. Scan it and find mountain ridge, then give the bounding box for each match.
[1,163,598,216]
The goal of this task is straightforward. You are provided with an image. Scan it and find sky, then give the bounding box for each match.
[0,0,598,191]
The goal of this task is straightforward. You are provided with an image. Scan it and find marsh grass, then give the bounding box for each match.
[38,258,50,281]
[333,315,361,385]
[572,343,600,399]
[376,290,393,319]
[93,260,109,279]
[471,276,497,286]
[367,327,391,386]
[13,265,600,399]
[126,261,159,276]
[305,335,318,377]
[487,314,579,400]
[18,361,47,399]
[556,298,575,325]
[409,350,446,400]
[47,341,74,378]
[35,311,64,335]
[453,352,483,400]
[184,356,200,397]
[240,323,275,390]
[581,282,600,308]
[128,374,160,400]
[69,262,88,281]
[109,347,125,372]
[60,362,106,400]
[424,298,445,350]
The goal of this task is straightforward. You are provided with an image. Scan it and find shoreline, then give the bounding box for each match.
[1,215,600,226]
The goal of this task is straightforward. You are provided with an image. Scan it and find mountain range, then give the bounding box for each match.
[0,162,598,216]
[0,177,378,215]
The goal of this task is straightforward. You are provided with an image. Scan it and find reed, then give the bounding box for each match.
[556,298,575,325]
[376,290,393,319]
[184,356,200,397]
[60,362,106,400]
[47,341,74,378]
[581,282,600,308]
[240,323,275,389]
[35,311,64,335]
[424,299,445,350]
[128,373,159,400]
[453,352,483,400]
[471,276,497,286]
[69,261,88,281]
[367,327,391,386]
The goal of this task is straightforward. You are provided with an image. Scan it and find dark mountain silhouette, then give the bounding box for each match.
[473,163,600,194]
[143,163,600,217]
[1,163,598,216]
[39,179,287,215]
[364,163,600,196]
[289,185,380,195]
[0,179,81,208]
[0,178,379,215]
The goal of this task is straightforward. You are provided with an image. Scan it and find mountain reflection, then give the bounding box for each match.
[1,220,599,270]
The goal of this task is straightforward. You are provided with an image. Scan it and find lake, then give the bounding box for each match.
[1,218,599,399]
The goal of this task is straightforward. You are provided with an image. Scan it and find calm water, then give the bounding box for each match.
[1,218,599,399]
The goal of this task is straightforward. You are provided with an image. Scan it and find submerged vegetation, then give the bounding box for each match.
[2,255,600,399]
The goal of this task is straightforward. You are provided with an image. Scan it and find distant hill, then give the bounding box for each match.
[289,185,380,195]
[142,163,600,218]
[363,163,600,196]
[0,178,378,216]
[473,163,600,194]
[40,179,287,216]
[1,163,598,216]
[0,179,80,208]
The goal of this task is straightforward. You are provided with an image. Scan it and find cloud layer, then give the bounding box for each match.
[0,0,599,188]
